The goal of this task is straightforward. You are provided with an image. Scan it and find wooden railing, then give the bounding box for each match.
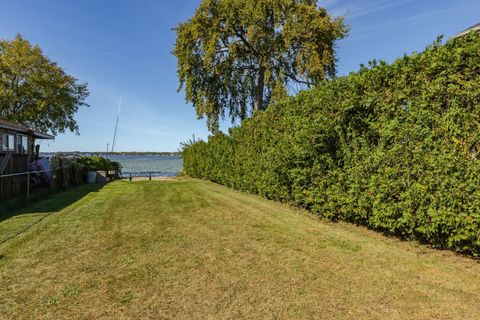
[0,163,86,201]
[0,152,12,174]
[0,154,29,201]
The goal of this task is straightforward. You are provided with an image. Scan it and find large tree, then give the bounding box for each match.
[0,34,89,135]
[174,0,347,131]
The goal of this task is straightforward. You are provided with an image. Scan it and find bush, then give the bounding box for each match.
[183,33,480,256]
[77,156,122,178]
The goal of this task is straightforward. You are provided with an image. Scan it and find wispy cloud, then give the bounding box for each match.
[325,0,415,19]
[340,4,471,46]
[349,0,415,18]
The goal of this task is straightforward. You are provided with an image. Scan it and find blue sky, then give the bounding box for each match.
[0,0,479,152]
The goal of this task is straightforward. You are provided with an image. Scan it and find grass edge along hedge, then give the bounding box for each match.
[183,33,480,256]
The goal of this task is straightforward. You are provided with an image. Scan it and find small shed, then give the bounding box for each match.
[0,119,55,200]
[0,119,54,175]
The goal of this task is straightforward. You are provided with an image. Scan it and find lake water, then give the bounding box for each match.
[105,155,183,177]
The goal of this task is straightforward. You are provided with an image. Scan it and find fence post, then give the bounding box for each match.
[26,171,30,202]
[51,168,56,192]
[129,173,132,182]
[149,172,152,181]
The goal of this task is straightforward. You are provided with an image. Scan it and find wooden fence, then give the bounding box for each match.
[0,154,29,201]
[0,157,86,201]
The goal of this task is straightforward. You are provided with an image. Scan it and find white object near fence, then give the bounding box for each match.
[87,171,96,184]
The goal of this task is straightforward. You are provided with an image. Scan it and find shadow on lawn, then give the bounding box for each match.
[0,183,105,223]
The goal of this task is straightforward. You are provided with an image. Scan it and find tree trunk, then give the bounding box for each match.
[254,66,265,111]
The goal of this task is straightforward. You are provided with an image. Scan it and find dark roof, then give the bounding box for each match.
[0,119,55,140]
[451,22,480,39]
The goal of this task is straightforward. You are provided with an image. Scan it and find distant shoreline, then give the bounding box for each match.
[41,151,183,157]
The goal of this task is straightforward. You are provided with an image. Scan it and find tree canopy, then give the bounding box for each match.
[0,34,89,135]
[174,0,347,131]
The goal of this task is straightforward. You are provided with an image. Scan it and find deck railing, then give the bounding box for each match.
[0,164,84,201]
[0,152,12,174]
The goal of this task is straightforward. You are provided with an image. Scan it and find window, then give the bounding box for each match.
[2,133,15,151]
[17,134,28,154]
[22,135,28,154]
[1,133,29,153]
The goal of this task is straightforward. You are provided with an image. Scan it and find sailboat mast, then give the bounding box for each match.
[111,96,122,153]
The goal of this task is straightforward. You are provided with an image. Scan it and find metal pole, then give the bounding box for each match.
[26,171,30,202]
[149,172,152,181]
[51,168,56,192]
[129,173,132,182]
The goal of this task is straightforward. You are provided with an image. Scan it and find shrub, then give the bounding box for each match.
[183,33,480,256]
[77,156,122,178]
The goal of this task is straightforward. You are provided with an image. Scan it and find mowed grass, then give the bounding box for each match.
[1,178,480,319]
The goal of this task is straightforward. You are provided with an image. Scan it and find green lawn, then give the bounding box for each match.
[1,178,480,319]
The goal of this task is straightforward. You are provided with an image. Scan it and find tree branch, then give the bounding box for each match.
[233,26,259,56]
[285,72,310,85]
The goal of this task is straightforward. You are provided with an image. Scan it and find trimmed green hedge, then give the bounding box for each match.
[183,34,480,256]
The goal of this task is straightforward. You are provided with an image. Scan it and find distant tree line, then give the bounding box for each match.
[43,151,182,157]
